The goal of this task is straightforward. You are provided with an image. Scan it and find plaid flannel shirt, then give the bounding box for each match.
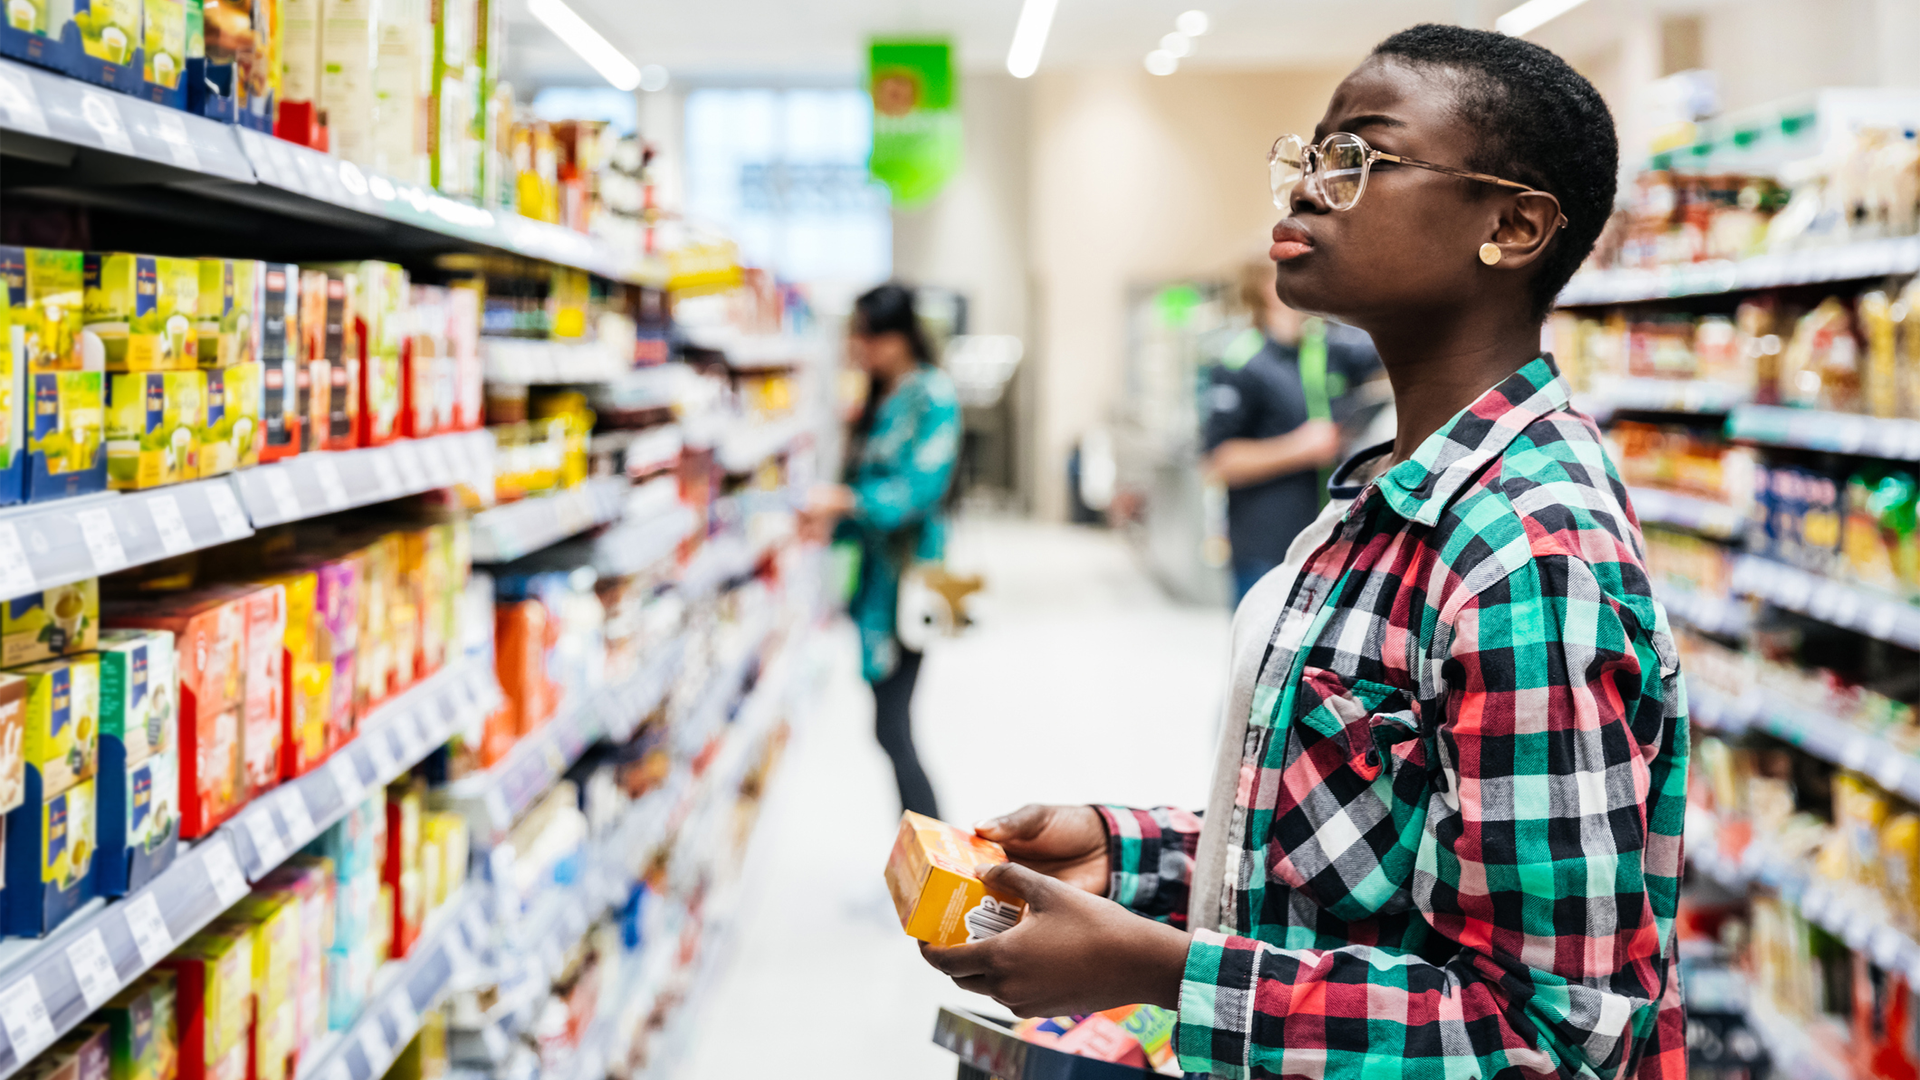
[1098,358,1688,1080]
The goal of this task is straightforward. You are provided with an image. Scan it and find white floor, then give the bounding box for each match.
[679,518,1231,1078]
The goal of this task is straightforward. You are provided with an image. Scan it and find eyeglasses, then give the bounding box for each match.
[1269,132,1566,226]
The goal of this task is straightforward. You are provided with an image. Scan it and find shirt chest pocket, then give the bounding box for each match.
[1265,666,1432,923]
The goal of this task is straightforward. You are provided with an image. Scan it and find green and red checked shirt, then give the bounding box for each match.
[1098,357,1688,1080]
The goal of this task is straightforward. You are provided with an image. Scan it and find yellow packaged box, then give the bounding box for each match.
[19,654,100,796]
[3,579,98,667]
[1,247,85,372]
[884,811,1025,948]
[199,362,261,476]
[197,260,258,369]
[2,775,98,935]
[0,673,26,813]
[84,254,200,372]
[28,370,107,501]
[106,370,204,489]
[160,921,254,1080]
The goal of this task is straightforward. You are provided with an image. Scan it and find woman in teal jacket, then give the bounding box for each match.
[806,284,961,818]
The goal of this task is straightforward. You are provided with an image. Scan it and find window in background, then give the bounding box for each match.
[683,88,891,285]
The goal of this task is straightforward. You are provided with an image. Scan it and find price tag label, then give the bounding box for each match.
[0,66,51,137]
[261,469,302,521]
[419,442,451,486]
[205,484,251,539]
[387,995,418,1036]
[277,789,316,841]
[66,929,120,1009]
[0,977,57,1062]
[365,733,398,780]
[123,892,173,967]
[392,443,426,490]
[485,787,511,830]
[78,88,133,154]
[371,454,401,499]
[330,755,366,805]
[153,110,200,170]
[244,808,286,868]
[0,522,35,596]
[358,1025,389,1070]
[75,507,128,573]
[148,495,193,554]
[325,1060,351,1080]
[312,458,349,509]
[202,839,250,904]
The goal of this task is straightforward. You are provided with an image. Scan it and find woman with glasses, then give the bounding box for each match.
[922,24,1686,1080]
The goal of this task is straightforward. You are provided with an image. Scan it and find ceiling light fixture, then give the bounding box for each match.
[1144,50,1177,76]
[638,64,669,92]
[1176,10,1208,36]
[1494,0,1591,37]
[1006,0,1058,79]
[1160,31,1191,58]
[527,0,641,91]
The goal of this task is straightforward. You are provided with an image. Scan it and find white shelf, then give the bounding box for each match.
[230,431,495,529]
[480,339,631,385]
[1559,235,1920,306]
[1629,487,1747,541]
[1728,405,1920,461]
[1691,682,1920,807]
[1731,555,1920,650]
[1575,376,1752,419]
[1655,581,1752,639]
[468,477,629,564]
[0,481,255,604]
[714,417,806,475]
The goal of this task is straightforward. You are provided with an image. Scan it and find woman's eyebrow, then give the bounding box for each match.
[1313,113,1407,141]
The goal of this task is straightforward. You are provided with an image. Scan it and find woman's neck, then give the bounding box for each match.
[1369,314,1544,464]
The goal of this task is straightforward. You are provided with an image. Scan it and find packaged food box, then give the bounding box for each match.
[296,270,327,452]
[883,810,1025,948]
[101,972,179,1080]
[230,583,286,794]
[316,268,358,451]
[28,370,107,501]
[0,674,26,814]
[70,0,136,69]
[384,782,420,957]
[259,264,301,462]
[98,628,175,766]
[105,592,248,836]
[3,578,98,666]
[0,0,71,71]
[219,892,299,1080]
[18,653,100,797]
[0,274,25,507]
[353,536,394,709]
[261,571,326,778]
[2,247,85,372]
[84,254,200,372]
[255,858,335,1057]
[44,1024,111,1080]
[311,555,359,750]
[196,260,257,369]
[199,362,262,476]
[159,922,254,1080]
[352,262,404,447]
[106,370,204,489]
[5,774,97,934]
[95,739,177,895]
[138,0,187,102]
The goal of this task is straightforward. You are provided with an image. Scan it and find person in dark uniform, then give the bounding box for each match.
[1204,262,1382,604]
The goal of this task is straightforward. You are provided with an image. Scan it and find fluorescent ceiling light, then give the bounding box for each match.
[638,64,670,92]
[1160,31,1191,57]
[528,0,642,91]
[1494,0,1591,36]
[1006,0,1058,79]
[1176,10,1208,36]
[1144,50,1177,76]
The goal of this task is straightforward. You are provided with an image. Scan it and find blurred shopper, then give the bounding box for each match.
[920,25,1688,1080]
[1205,262,1381,604]
[803,284,961,819]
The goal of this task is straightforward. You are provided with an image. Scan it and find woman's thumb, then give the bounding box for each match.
[975,804,1048,841]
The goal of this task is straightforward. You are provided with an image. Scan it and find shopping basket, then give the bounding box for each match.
[933,1007,1162,1080]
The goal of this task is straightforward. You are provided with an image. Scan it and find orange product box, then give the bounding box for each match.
[354,536,397,711]
[493,600,552,737]
[296,271,328,455]
[105,592,249,838]
[883,811,1026,948]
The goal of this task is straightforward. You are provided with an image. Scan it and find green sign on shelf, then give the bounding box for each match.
[868,38,962,207]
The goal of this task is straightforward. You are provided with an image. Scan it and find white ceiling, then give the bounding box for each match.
[500,0,1485,90]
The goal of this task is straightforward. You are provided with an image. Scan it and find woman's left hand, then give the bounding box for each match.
[919,862,1192,1018]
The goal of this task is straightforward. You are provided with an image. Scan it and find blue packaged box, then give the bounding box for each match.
[4,774,97,936]
[95,745,177,894]
[63,0,140,94]
[0,0,70,71]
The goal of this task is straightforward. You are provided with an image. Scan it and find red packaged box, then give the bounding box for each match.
[229,583,287,795]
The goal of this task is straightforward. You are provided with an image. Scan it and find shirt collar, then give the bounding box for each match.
[1327,355,1572,526]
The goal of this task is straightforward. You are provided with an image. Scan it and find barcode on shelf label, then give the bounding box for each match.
[75,507,128,573]
[202,839,250,904]
[277,789,316,841]
[330,755,366,805]
[0,523,35,595]
[66,928,120,1009]
[244,808,286,868]
[77,89,133,153]
[0,976,56,1063]
[371,455,401,499]
[262,469,302,520]
[0,66,51,137]
[148,495,193,554]
[313,458,349,509]
[153,110,200,170]
[123,892,173,967]
[205,484,251,539]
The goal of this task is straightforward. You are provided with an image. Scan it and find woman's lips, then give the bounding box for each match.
[1271,221,1315,262]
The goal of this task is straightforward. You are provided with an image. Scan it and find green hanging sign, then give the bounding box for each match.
[867,38,962,207]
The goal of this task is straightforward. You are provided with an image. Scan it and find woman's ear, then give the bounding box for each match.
[1479,191,1564,271]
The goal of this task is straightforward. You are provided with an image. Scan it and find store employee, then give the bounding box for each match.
[1204,264,1381,602]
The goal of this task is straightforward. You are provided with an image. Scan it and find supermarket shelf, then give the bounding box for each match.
[469,477,629,564]
[1557,235,1920,306]
[1574,376,1751,420]
[715,417,806,475]
[1655,581,1752,639]
[290,889,492,1080]
[0,480,256,605]
[0,653,497,1080]
[0,60,640,283]
[1629,487,1747,541]
[231,430,495,530]
[1730,555,1920,650]
[1690,683,1920,806]
[1728,405,1920,460]
[480,338,631,385]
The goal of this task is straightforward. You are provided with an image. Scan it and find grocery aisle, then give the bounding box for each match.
[683,517,1230,1077]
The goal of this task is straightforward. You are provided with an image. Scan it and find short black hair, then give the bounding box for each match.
[853,282,934,364]
[1372,24,1617,321]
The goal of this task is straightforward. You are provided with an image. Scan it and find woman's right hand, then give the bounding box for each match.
[975,805,1110,896]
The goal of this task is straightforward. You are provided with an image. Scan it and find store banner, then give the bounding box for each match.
[867,38,962,207]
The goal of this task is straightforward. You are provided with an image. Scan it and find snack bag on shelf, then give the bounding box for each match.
[106,370,204,489]
[260,264,303,462]
[3,578,98,666]
[158,921,254,1080]
[884,811,1026,948]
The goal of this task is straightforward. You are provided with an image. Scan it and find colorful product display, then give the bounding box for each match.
[883,811,1025,949]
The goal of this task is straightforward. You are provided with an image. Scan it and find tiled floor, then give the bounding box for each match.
[679,517,1231,1077]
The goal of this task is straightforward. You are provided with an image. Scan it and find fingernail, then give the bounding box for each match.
[974,818,1002,833]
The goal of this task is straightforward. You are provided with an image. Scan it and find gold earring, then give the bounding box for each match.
[1478,243,1503,265]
